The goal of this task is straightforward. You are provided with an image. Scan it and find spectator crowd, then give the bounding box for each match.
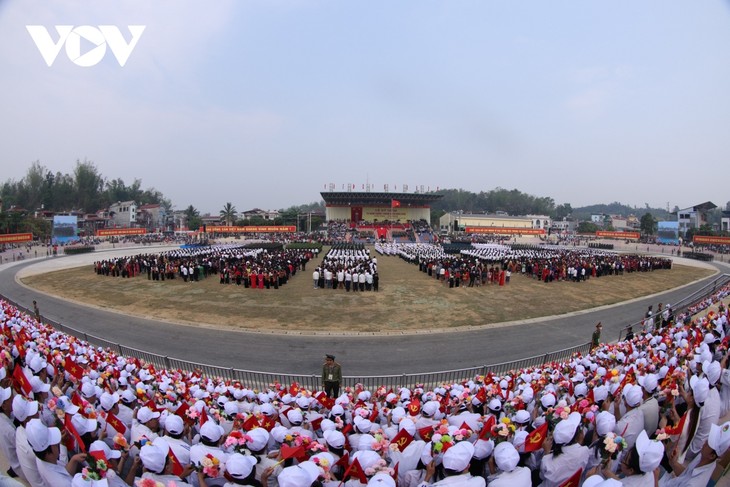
[1,276,730,486]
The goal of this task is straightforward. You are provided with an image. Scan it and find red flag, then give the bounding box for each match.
[615,368,635,398]
[479,416,496,441]
[407,398,420,416]
[106,412,127,435]
[391,199,401,208]
[71,392,84,409]
[522,422,548,453]
[665,412,688,436]
[89,450,107,463]
[281,444,307,461]
[418,425,435,442]
[175,402,190,421]
[12,365,32,396]
[369,407,379,423]
[586,387,595,404]
[63,356,84,380]
[391,428,414,452]
[64,413,86,452]
[260,415,276,432]
[558,468,583,487]
[289,382,300,396]
[199,407,208,427]
[168,447,184,476]
[334,451,350,469]
[476,387,487,405]
[310,416,323,432]
[343,458,367,484]
[459,422,472,433]
[242,414,260,431]
[392,462,399,484]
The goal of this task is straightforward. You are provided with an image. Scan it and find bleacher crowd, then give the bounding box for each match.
[1,278,730,486]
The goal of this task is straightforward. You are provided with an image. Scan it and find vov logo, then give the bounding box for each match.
[26,25,146,67]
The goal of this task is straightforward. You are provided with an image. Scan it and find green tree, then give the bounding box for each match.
[73,160,105,212]
[577,221,599,234]
[184,205,202,231]
[554,203,573,220]
[220,202,237,226]
[640,212,657,236]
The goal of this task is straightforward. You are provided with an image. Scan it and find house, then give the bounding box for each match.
[242,208,280,221]
[675,201,717,235]
[108,201,137,227]
[137,204,167,231]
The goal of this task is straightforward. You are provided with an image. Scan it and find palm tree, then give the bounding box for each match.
[184,205,201,231]
[220,202,237,226]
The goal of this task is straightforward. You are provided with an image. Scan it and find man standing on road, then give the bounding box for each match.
[322,354,342,398]
[32,301,40,323]
[591,322,602,350]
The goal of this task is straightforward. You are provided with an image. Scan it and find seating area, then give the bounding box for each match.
[2,278,730,486]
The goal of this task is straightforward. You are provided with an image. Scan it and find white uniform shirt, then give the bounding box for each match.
[539,443,589,487]
[15,425,48,487]
[0,413,20,474]
[487,466,532,487]
[36,459,72,487]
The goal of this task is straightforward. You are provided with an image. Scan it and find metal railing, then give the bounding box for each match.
[616,273,730,341]
[1,272,725,391]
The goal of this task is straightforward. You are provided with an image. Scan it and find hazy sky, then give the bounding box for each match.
[1,1,729,215]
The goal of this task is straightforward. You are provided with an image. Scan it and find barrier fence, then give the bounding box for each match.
[1,272,727,390]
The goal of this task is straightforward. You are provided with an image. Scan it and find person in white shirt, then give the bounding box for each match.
[25,418,87,487]
[13,396,46,487]
[417,442,485,486]
[487,442,531,487]
[539,412,589,487]
[0,388,21,479]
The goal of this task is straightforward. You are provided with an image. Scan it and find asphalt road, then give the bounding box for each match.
[1,251,728,377]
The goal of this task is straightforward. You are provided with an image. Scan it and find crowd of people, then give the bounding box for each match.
[1,277,730,486]
[312,245,379,292]
[93,245,316,290]
[375,243,673,288]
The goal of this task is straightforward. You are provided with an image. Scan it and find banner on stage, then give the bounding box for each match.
[0,233,33,244]
[596,231,640,240]
[96,228,147,237]
[465,227,545,235]
[207,225,296,233]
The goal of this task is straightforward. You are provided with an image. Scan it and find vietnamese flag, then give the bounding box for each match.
[558,468,583,487]
[199,407,208,427]
[391,199,401,208]
[391,428,414,452]
[310,416,323,432]
[343,458,367,484]
[478,416,496,441]
[63,356,84,380]
[418,425,435,442]
[64,413,86,452]
[106,412,127,435]
[168,447,184,476]
[175,402,190,422]
[289,382,300,396]
[89,450,107,463]
[12,365,32,396]
[523,422,548,453]
[242,414,260,431]
[260,415,276,432]
[476,387,487,405]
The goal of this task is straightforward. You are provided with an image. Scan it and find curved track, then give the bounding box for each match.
[1,251,727,377]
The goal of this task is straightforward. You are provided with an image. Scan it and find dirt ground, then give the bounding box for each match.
[21,250,713,333]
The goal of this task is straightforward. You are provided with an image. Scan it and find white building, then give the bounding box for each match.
[676,201,716,235]
[108,200,137,227]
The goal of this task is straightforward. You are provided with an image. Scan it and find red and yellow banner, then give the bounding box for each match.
[693,235,730,245]
[465,227,545,235]
[96,228,147,237]
[0,233,33,244]
[206,225,296,233]
[596,231,640,240]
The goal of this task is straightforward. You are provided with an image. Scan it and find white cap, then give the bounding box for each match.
[71,413,98,435]
[137,406,161,424]
[553,412,581,445]
[200,421,224,442]
[12,396,39,422]
[623,384,643,408]
[139,438,170,474]
[493,441,519,472]
[247,427,270,452]
[323,429,345,448]
[164,414,185,435]
[709,422,730,457]
[26,418,62,452]
[226,453,257,479]
[635,430,663,473]
[368,473,396,486]
[595,411,616,436]
[90,440,121,460]
[442,441,474,471]
[0,387,11,403]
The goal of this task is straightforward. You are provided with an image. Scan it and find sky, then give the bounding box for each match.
[1,0,729,215]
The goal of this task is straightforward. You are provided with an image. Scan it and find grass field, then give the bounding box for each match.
[21,249,714,333]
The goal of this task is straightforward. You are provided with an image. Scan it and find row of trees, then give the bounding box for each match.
[0,160,170,214]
